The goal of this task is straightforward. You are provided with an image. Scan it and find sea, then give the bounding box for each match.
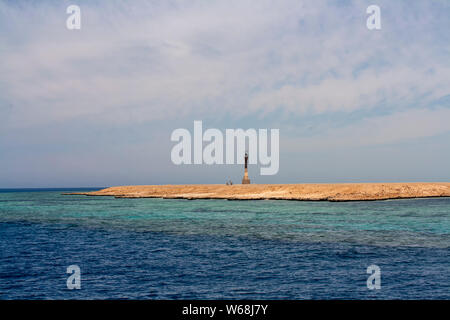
[0,189,449,299]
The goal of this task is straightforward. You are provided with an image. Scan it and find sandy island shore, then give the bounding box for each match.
[68,183,450,202]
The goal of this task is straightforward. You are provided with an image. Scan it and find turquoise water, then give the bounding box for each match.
[0,190,449,299]
[2,191,449,247]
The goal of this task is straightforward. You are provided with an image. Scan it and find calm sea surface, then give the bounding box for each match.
[0,189,449,299]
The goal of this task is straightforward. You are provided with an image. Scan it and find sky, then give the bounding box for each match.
[0,0,449,187]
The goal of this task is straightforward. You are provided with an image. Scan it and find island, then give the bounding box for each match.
[68,182,450,202]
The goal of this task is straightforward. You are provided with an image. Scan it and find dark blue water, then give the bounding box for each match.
[0,190,449,299]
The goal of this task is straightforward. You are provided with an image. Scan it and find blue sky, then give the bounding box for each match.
[0,0,449,187]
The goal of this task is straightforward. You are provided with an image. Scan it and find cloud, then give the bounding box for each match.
[1,1,448,127]
[282,107,450,152]
[249,66,450,116]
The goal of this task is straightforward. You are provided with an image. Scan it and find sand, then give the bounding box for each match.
[68,182,450,201]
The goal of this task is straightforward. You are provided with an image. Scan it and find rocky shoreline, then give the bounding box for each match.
[67,182,450,202]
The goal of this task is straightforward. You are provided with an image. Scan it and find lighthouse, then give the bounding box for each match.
[242,152,251,184]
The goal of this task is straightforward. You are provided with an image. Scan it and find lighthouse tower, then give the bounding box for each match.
[242,152,251,184]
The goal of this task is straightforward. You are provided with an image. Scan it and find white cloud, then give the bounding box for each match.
[282,107,450,151]
[1,0,448,129]
[249,66,450,115]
